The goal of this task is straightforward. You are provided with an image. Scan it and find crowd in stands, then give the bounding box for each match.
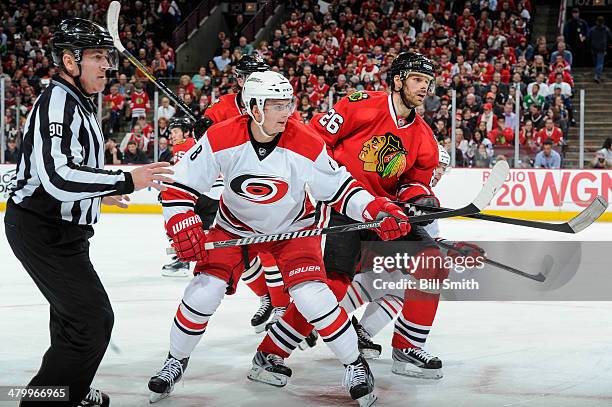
[1,0,185,164]
[197,0,582,168]
[2,1,611,169]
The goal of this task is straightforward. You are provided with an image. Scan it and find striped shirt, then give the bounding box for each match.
[9,75,134,225]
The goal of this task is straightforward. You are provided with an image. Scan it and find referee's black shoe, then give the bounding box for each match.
[78,387,109,407]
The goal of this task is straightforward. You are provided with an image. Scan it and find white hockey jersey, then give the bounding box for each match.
[161,115,375,237]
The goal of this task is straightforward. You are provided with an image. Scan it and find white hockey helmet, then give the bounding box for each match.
[431,143,451,188]
[438,143,451,167]
[242,71,294,127]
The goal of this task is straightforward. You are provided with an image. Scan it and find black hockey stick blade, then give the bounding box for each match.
[406,195,608,234]
[163,162,509,253]
[107,1,197,121]
[435,240,545,282]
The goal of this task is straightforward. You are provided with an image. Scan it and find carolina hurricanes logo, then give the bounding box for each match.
[229,174,289,204]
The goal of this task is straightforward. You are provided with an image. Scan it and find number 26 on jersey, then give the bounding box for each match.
[318,109,344,134]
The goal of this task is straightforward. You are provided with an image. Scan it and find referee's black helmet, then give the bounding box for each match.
[51,18,118,71]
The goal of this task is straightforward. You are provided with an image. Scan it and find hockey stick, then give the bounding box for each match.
[164,161,509,253]
[106,1,197,121]
[434,239,546,282]
[402,195,608,234]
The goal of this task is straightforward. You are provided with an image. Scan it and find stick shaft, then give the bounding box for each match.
[107,1,197,121]
[435,240,545,282]
[404,195,607,234]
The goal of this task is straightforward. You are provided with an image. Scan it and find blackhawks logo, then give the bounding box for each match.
[358,133,407,178]
[347,91,369,102]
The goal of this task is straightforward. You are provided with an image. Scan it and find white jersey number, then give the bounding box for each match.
[318,108,344,134]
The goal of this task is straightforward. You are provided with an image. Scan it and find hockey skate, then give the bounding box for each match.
[264,306,286,332]
[251,293,273,333]
[78,387,109,407]
[343,355,377,407]
[391,347,443,379]
[247,351,292,387]
[161,256,190,277]
[352,316,382,359]
[148,354,189,403]
[298,330,318,350]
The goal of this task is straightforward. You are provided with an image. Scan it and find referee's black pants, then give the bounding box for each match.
[4,201,114,407]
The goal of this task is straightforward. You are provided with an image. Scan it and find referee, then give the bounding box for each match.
[4,19,173,407]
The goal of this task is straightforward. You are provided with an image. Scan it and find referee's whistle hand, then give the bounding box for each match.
[130,162,175,192]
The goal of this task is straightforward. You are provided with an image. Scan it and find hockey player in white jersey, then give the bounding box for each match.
[148,71,412,406]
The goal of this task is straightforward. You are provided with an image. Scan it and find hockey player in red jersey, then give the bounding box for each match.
[148,71,410,406]
[160,117,200,277]
[168,117,196,164]
[206,54,303,124]
[204,55,295,333]
[342,144,484,377]
[204,55,269,122]
[254,52,450,381]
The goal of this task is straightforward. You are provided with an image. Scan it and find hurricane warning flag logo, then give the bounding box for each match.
[229,174,289,204]
[358,133,407,178]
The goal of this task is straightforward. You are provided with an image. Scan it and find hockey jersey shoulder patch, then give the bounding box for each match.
[347,91,370,102]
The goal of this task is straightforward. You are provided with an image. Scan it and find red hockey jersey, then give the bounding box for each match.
[172,137,196,164]
[310,91,439,200]
[204,93,244,123]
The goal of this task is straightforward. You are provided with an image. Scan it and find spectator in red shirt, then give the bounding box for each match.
[179,75,196,98]
[136,115,154,139]
[316,75,330,98]
[456,8,477,32]
[535,118,564,146]
[103,84,124,135]
[488,116,515,146]
[305,82,321,106]
[120,124,149,154]
[160,40,175,77]
[547,63,574,87]
[129,81,150,126]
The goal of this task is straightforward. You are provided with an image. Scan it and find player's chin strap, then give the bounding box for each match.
[252,111,275,138]
[60,60,95,98]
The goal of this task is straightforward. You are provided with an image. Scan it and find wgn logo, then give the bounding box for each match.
[0,169,17,198]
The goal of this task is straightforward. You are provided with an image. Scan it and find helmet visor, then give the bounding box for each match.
[81,47,119,71]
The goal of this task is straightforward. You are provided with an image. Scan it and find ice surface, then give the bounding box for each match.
[1,214,611,406]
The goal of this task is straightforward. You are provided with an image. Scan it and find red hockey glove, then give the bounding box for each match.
[166,211,207,262]
[364,197,411,241]
[441,239,486,260]
[398,183,440,226]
